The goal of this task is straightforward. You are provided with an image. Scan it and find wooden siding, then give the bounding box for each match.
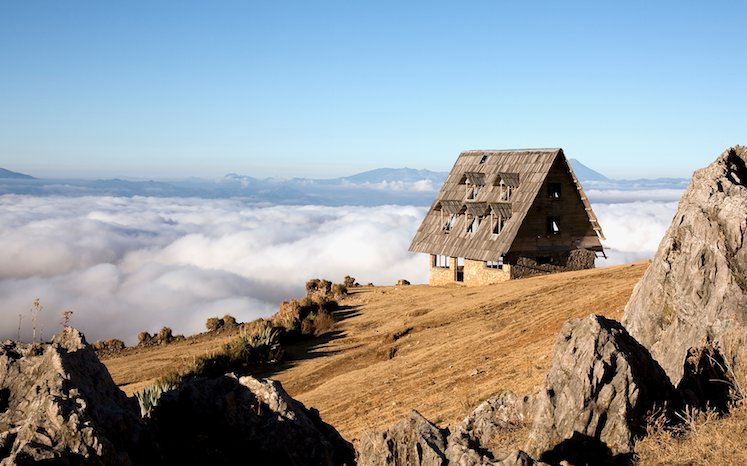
[409,148,604,262]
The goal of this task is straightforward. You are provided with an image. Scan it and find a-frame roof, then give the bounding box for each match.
[409,148,604,261]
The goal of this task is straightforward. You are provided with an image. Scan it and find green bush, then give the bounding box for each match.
[135,379,179,418]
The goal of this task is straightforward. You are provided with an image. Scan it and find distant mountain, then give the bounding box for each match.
[568,159,608,181]
[334,168,447,184]
[0,168,34,179]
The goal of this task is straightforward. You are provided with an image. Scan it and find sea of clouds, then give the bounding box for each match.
[0,187,681,344]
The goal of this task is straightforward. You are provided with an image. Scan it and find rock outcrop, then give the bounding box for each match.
[151,374,355,466]
[527,315,674,463]
[357,408,544,466]
[623,145,747,387]
[0,327,147,465]
[358,411,447,466]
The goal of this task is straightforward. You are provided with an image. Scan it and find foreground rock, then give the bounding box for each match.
[623,145,747,388]
[0,327,146,465]
[358,408,542,466]
[527,315,674,463]
[152,374,354,466]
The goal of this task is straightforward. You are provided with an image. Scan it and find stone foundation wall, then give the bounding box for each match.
[429,255,456,286]
[463,259,511,286]
[509,249,596,279]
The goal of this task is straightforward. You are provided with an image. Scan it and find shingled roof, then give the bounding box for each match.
[409,148,604,261]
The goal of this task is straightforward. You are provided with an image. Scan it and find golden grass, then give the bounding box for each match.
[104,261,646,441]
[635,403,747,465]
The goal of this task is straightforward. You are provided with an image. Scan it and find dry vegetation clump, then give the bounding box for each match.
[205,314,240,333]
[92,338,126,358]
[343,275,357,288]
[272,297,337,338]
[136,326,185,347]
[635,402,747,465]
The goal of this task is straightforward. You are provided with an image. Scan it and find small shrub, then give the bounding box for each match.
[157,326,173,343]
[92,338,126,357]
[331,283,348,298]
[343,275,356,287]
[222,314,238,329]
[137,331,152,346]
[313,310,335,336]
[205,317,222,332]
[135,379,179,418]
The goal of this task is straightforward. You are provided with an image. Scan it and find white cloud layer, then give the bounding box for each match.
[0,193,681,345]
[0,195,428,344]
[594,201,679,266]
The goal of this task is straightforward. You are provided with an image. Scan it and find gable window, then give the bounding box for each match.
[467,215,481,234]
[434,255,450,268]
[546,216,560,235]
[548,182,561,199]
[442,213,458,232]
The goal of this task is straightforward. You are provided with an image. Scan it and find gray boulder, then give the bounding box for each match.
[151,374,354,466]
[623,145,747,388]
[527,315,673,462]
[0,327,146,466]
[357,410,448,466]
[446,391,536,465]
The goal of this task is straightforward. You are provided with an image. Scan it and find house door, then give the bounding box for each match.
[456,257,465,282]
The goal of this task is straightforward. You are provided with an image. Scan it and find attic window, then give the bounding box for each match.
[492,214,507,235]
[467,216,481,234]
[546,216,560,235]
[467,184,480,200]
[548,182,561,199]
[479,155,488,164]
[442,213,458,232]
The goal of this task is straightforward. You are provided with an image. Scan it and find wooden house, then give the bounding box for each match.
[409,148,605,285]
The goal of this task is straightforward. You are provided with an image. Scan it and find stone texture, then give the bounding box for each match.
[151,374,354,466]
[446,391,534,465]
[623,145,747,387]
[527,315,674,460]
[0,327,146,465]
[357,411,447,466]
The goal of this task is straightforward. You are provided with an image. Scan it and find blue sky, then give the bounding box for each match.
[1,1,745,179]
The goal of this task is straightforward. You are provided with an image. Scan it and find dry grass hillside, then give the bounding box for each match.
[104,261,645,442]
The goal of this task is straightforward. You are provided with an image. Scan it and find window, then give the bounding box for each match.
[434,255,449,268]
[546,216,560,235]
[467,216,481,234]
[499,182,512,201]
[479,155,488,164]
[548,182,561,199]
[466,183,480,200]
[485,257,504,269]
[442,213,458,232]
[493,215,505,235]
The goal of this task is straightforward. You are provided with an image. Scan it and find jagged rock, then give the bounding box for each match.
[446,391,535,465]
[527,315,674,462]
[357,410,447,466]
[0,327,146,465]
[623,145,747,388]
[151,374,354,466]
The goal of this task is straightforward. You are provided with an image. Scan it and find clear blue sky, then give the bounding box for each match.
[1,1,745,179]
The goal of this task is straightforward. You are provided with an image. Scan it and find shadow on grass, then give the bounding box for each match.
[251,304,361,379]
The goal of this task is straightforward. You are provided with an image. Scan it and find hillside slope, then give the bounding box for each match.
[104,261,646,441]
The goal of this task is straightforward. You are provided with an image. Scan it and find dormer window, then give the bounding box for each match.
[442,213,458,232]
[467,215,481,234]
[493,215,506,234]
[467,183,480,200]
[489,202,512,237]
[495,172,520,201]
